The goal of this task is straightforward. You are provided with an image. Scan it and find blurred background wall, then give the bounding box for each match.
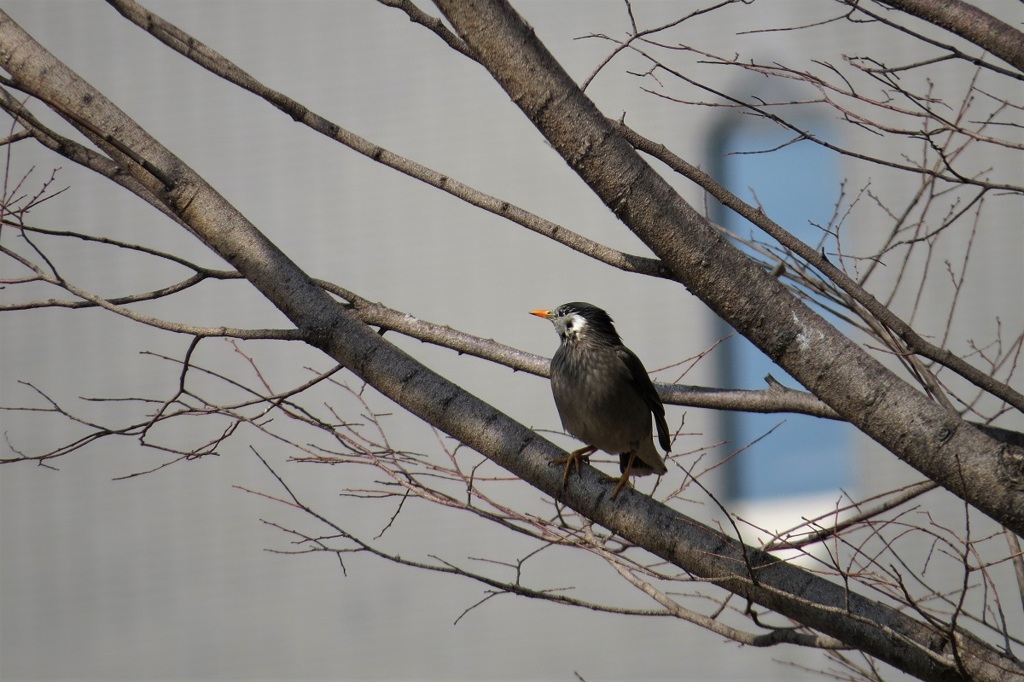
[1,2,1020,680]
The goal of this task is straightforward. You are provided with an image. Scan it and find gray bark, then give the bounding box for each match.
[1,7,1022,681]
[431,0,1024,540]
[875,0,1024,73]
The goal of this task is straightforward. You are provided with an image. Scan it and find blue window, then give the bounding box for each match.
[709,114,850,503]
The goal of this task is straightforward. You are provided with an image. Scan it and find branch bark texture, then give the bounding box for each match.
[1,7,1022,681]
[432,0,1024,539]
[877,0,1024,72]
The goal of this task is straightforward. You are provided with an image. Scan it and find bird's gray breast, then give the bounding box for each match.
[549,342,652,454]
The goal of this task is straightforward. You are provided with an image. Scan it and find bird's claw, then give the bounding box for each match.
[610,472,632,499]
[610,449,639,500]
[552,445,596,486]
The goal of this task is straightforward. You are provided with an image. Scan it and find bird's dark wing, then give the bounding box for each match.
[617,346,671,452]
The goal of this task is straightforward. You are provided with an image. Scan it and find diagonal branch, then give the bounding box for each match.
[1,8,1020,681]
[430,1,1024,546]
[868,0,1024,74]
[611,119,1024,414]
[102,0,665,279]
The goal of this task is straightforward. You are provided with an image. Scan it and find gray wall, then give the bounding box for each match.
[1,2,1020,680]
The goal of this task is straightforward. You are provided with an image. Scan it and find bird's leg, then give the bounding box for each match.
[611,450,638,499]
[553,445,596,485]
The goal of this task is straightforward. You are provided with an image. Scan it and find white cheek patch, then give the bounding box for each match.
[566,313,587,336]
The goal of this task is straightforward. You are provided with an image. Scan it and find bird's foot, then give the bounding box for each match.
[552,445,597,485]
[610,449,638,500]
[610,472,632,499]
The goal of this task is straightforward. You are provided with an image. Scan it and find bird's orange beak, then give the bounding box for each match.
[529,309,553,319]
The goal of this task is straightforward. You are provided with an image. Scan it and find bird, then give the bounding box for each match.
[530,302,670,499]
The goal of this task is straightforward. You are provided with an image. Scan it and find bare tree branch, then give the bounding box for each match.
[430,0,1024,540]
[611,119,1024,413]
[102,0,666,279]
[866,0,1024,73]
[1,4,1021,680]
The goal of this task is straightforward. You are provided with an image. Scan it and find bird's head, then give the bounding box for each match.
[530,302,621,346]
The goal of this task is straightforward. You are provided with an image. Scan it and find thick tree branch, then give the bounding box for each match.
[611,119,1024,414]
[99,0,1024,415]
[0,85,186,227]
[102,0,666,279]
[431,1,1024,545]
[2,9,1020,680]
[871,0,1024,73]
